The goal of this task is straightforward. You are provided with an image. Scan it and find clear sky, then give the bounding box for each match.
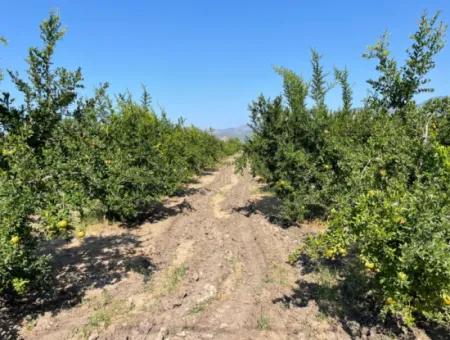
[1,1,449,129]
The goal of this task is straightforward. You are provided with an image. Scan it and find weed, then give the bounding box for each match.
[257,314,271,330]
[167,264,188,292]
[76,289,132,338]
[189,299,210,315]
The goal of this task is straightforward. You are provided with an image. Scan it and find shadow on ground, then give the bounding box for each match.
[182,169,216,187]
[233,194,293,228]
[0,234,155,340]
[232,185,326,229]
[122,199,197,228]
[273,258,450,339]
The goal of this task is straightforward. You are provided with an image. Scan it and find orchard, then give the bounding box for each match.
[240,12,450,326]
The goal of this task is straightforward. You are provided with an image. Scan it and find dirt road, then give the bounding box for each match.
[20,159,351,339]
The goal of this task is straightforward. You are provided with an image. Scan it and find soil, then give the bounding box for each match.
[6,159,438,339]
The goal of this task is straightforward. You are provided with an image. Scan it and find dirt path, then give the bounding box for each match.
[20,159,351,340]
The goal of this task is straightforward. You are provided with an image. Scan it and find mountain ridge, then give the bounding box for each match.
[211,124,252,141]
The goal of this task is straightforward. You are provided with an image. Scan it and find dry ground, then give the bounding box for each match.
[8,159,439,340]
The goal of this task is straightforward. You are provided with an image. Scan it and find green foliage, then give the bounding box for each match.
[7,12,83,148]
[242,12,450,326]
[310,49,330,111]
[334,67,352,113]
[364,12,446,109]
[0,13,229,297]
[274,66,308,113]
[221,137,242,156]
[424,96,450,145]
[240,63,339,221]
[0,159,51,295]
[304,139,450,325]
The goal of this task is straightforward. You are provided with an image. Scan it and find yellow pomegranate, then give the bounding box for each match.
[397,272,408,281]
[57,220,68,229]
[385,297,395,305]
[338,247,348,256]
[75,230,86,239]
[10,235,20,246]
[365,261,375,270]
[325,249,335,258]
[442,293,450,306]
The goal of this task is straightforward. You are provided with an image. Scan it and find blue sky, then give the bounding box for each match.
[1,1,449,129]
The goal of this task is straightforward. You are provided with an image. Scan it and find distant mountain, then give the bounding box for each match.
[212,125,252,141]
